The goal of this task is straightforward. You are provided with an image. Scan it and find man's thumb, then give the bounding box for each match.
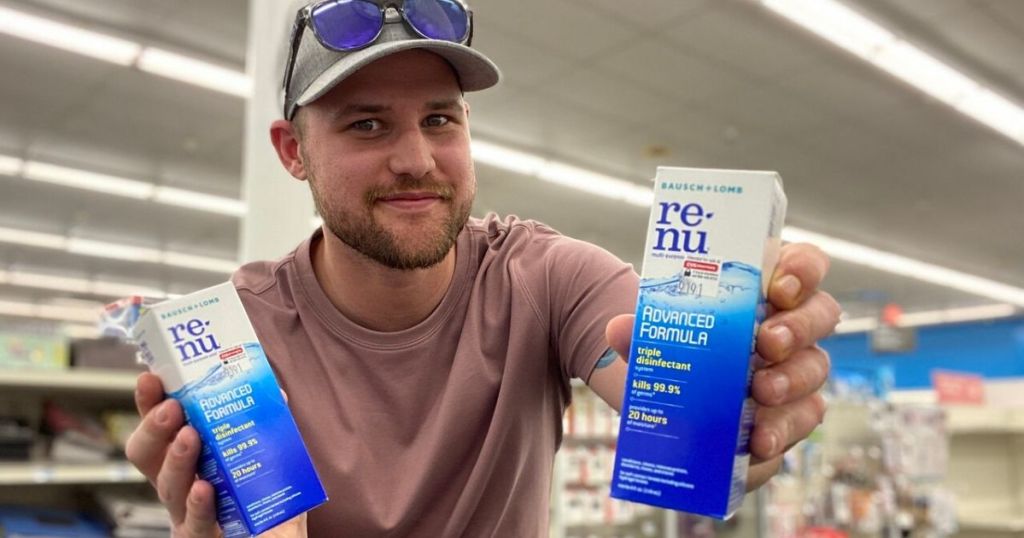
[605,314,635,359]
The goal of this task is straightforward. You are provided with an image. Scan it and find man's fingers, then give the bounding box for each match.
[182,480,220,537]
[125,398,185,481]
[605,314,634,359]
[769,243,830,310]
[745,455,784,492]
[758,291,841,363]
[749,393,827,461]
[751,346,831,406]
[135,372,166,417]
[155,426,202,525]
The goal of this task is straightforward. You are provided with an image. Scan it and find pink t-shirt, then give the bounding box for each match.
[232,214,638,537]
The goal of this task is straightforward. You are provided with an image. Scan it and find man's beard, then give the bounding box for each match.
[310,174,471,270]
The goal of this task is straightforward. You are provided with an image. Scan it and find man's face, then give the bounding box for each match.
[295,49,476,270]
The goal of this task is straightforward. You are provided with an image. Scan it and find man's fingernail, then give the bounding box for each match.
[772,373,790,401]
[768,432,780,455]
[770,325,794,353]
[155,402,169,425]
[778,275,800,299]
[174,438,188,455]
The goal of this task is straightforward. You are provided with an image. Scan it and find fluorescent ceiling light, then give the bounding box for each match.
[153,186,247,217]
[955,89,1024,143]
[0,155,23,176]
[0,225,234,274]
[872,41,977,103]
[901,303,1017,326]
[762,0,893,58]
[472,141,547,176]
[0,226,67,250]
[835,303,1017,334]
[0,5,140,65]
[471,140,653,207]
[538,163,653,207]
[23,161,154,199]
[2,154,245,217]
[137,48,251,98]
[834,316,878,334]
[0,5,249,97]
[759,0,1024,147]
[783,227,1024,308]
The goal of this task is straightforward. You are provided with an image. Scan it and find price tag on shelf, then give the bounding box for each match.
[108,464,131,482]
[32,466,54,483]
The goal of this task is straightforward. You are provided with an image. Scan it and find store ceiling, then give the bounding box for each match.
[0,0,1022,328]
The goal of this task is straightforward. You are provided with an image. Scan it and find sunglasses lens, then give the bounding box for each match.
[404,0,470,42]
[311,0,383,50]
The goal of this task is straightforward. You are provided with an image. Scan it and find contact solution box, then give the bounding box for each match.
[610,167,786,519]
[132,282,327,536]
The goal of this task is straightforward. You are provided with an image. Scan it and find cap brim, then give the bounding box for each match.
[295,40,501,110]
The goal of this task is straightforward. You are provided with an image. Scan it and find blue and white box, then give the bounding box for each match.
[133,282,327,537]
[610,167,786,519]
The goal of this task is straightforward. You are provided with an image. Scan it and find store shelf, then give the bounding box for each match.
[0,461,144,485]
[959,510,1024,532]
[0,368,138,394]
[946,406,1024,434]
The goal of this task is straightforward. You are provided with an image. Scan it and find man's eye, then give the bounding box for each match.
[350,119,381,131]
[424,115,450,128]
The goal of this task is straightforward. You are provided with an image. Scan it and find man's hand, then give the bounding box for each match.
[125,373,307,538]
[746,242,838,490]
[598,243,838,491]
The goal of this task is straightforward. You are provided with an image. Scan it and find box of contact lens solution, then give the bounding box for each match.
[131,282,327,537]
[610,167,786,519]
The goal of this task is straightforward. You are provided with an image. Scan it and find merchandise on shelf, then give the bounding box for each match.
[0,330,68,370]
[70,337,145,371]
[764,371,957,538]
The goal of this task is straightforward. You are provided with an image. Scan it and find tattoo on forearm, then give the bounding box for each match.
[594,347,618,369]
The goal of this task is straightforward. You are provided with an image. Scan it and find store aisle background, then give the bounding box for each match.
[0,0,1021,323]
[0,0,1022,536]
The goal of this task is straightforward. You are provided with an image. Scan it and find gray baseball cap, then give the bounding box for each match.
[283,2,501,120]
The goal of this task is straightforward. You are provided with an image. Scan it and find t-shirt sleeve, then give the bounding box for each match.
[539,229,639,382]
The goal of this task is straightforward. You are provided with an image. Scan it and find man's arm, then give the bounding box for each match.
[586,347,628,412]
[586,242,838,491]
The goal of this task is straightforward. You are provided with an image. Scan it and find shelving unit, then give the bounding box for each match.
[0,364,151,518]
[946,406,1024,537]
[0,368,137,394]
[0,461,144,485]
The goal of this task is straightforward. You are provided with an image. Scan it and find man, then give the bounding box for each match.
[126,1,839,536]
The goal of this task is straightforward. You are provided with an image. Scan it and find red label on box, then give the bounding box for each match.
[219,346,244,361]
[683,260,719,272]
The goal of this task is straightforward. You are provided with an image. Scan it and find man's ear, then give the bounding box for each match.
[269,119,308,181]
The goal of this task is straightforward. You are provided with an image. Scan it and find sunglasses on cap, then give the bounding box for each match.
[282,0,474,101]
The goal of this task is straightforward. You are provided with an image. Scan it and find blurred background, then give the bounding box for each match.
[0,0,1021,536]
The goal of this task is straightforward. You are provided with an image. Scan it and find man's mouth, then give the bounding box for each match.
[376,191,448,210]
[379,191,444,202]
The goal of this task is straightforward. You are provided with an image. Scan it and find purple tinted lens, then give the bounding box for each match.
[311,0,383,51]
[404,0,469,42]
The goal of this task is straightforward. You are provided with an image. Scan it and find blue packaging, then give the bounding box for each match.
[610,167,786,519]
[132,282,327,536]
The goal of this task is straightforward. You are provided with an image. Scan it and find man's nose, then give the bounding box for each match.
[388,128,436,179]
